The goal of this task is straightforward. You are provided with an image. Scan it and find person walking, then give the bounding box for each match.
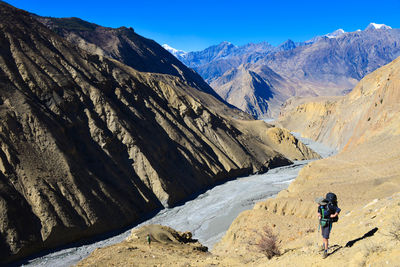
[316,193,341,259]
[146,233,151,248]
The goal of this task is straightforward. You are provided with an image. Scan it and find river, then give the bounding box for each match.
[21,133,336,267]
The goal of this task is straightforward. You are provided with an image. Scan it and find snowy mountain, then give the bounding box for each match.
[365,23,392,30]
[177,24,400,118]
[326,29,346,38]
[306,28,346,43]
[162,44,187,59]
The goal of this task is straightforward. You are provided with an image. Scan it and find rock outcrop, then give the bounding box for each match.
[0,3,318,263]
[76,224,244,267]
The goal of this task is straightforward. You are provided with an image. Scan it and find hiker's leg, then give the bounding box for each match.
[323,238,328,250]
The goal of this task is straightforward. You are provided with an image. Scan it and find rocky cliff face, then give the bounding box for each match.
[209,65,275,118]
[210,63,326,118]
[34,16,228,107]
[0,3,319,263]
[278,56,400,150]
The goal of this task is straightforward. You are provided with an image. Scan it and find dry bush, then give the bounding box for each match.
[387,216,400,241]
[364,242,382,255]
[256,226,280,259]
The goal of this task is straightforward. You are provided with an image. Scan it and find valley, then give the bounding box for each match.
[24,135,333,267]
[1,0,400,266]
[0,2,317,264]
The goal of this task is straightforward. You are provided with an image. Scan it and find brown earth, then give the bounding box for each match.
[76,193,400,266]
[76,225,248,267]
[77,52,400,265]
[277,56,400,150]
[213,55,400,264]
[0,3,319,263]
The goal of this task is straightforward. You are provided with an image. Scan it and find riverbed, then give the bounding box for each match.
[22,134,336,267]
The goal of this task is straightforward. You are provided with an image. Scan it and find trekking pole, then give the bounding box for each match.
[316,219,320,248]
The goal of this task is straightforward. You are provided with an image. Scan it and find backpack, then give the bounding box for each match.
[326,192,337,205]
[325,192,339,222]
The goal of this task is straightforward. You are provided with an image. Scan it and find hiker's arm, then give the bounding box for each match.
[330,212,339,218]
[330,207,341,218]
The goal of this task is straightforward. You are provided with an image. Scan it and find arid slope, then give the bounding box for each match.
[74,27,400,267]
[214,57,400,264]
[0,3,318,263]
[278,56,400,150]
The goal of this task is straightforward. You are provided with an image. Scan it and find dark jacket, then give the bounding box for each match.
[318,203,341,219]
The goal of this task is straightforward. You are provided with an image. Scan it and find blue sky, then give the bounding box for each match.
[7,0,400,51]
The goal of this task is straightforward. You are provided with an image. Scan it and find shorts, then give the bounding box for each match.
[321,224,331,239]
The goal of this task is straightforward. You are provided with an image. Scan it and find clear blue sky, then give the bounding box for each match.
[6,0,400,51]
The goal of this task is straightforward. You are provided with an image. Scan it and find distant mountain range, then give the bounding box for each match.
[164,23,400,118]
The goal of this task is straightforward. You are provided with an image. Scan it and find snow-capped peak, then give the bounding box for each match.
[162,44,187,59]
[365,23,392,30]
[306,28,346,43]
[162,44,185,54]
[326,29,346,38]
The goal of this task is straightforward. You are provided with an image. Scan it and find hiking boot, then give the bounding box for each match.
[322,250,328,259]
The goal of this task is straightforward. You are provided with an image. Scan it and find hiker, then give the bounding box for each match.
[146,233,151,247]
[316,192,341,259]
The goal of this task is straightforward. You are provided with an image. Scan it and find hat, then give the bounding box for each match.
[315,196,328,205]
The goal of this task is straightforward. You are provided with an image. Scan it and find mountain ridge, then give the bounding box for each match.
[0,2,319,263]
[165,23,400,118]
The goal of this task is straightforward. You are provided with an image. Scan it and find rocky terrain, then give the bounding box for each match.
[278,55,400,150]
[78,50,400,265]
[76,224,245,267]
[34,15,225,105]
[214,55,400,264]
[0,3,319,263]
[168,26,400,117]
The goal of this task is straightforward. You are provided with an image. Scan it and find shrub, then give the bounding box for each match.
[256,226,280,259]
[364,242,382,255]
[387,216,400,241]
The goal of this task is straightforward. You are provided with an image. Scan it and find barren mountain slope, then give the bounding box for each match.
[35,16,229,107]
[75,56,400,265]
[278,56,400,150]
[189,29,400,118]
[0,3,319,263]
[214,56,400,265]
[210,63,334,118]
[210,65,276,118]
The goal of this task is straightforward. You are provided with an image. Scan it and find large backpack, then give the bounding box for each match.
[326,192,337,205]
[325,192,339,222]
